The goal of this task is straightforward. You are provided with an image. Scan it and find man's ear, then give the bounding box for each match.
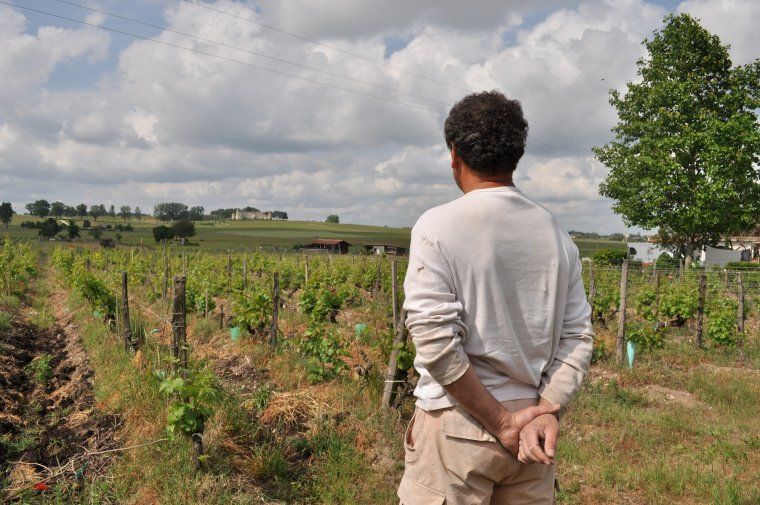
[450,147,460,170]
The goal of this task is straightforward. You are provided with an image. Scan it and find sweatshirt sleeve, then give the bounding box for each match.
[403,226,469,386]
[538,255,594,407]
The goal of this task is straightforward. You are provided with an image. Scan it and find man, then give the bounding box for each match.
[398,91,593,504]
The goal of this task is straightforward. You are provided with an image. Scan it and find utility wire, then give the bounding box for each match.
[180,0,595,156]
[181,0,470,93]
[49,0,449,107]
[2,1,434,113]
[4,2,597,168]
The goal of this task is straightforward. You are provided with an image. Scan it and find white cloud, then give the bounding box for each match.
[0,0,756,234]
[678,0,759,65]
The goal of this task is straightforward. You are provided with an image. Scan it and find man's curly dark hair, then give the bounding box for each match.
[444,90,529,175]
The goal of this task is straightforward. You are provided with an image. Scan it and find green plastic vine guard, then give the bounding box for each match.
[230,326,242,341]
[93,310,102,319]
[626,340,635,368]
[354,323,367,338]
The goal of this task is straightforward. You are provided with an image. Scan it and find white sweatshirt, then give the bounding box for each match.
[403,186,594,411]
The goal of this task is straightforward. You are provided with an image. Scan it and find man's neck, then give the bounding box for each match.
[460,174,515,194]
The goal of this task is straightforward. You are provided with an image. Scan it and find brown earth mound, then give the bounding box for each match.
[0,313,121,500]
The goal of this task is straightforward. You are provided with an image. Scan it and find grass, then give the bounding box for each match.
[4,215,412,251]
[2,215,626,256]
[5,249,755,504]
[25,354,53,386]
[557,328,760,505]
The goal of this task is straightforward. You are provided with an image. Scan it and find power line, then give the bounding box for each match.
[180,0,595,156]
[2,1,435,114]
[5,1,598,164]
[181,0,470,93]
[49,0,449,107]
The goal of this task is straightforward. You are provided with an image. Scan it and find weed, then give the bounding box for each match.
[192,316,217,341]
[0,310,11,332]
[26,353,54,386]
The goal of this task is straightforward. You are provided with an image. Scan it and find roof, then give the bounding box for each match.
[308,239,351,246]
[732,224,760,240]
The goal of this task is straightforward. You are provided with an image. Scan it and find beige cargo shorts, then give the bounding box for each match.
[398,398,556,505]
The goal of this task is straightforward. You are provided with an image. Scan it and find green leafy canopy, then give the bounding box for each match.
[594,14,760,257]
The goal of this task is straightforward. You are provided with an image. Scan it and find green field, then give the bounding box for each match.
[3,215,411,251]
[2,215,625,256]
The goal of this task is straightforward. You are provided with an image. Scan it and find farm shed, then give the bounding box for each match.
[627,242,671,264]
[305,239,351,254]
[365,244,407,256]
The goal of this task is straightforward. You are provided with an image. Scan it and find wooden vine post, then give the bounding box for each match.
[242,257,248,291]
[587,261,596,323]
[219,305,225,330]
[162,241,169,298]
[172,276,188,371]
[304,255,309,286]
[695,272,707,348]
[122,271,134,352]
[383,263,408,407]
[616,258,629,365]
[375,256,382,293]
[391,258,399,333]
[227,255,233,289]
[737,273,745,336]
[383,311,409,408]
[269,272,280,350]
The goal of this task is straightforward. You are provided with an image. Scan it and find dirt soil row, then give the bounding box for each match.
[0,302,121,501]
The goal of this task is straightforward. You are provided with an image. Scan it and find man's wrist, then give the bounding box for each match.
[481,405,511,434]
[538,397,560,420]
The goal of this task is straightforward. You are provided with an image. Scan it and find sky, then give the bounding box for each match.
[0,0,757,233]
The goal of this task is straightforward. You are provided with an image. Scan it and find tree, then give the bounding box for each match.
[189,206,204,221]
[90,204,106,222]
[62,205,77,217]
[76,203,88,219]
[82,219,91,229]
[272,210,288,220]
[49,201,66,217]
[152,225,174,243]
[119,205,132,221]
[326,215,340,224]
[209,208,236,221]
[171,220,196,239]
[134,206,142,220]
[594,14,760,262]
[38,218,62,239]
[0,202,13,228]
[153,202,189,222]
[67,222,80,240]
[25,200,50,218]
[109,205,116,220]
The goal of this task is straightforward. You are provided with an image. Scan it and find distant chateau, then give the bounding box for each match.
[233,210,272,220]
[232,209,288,221]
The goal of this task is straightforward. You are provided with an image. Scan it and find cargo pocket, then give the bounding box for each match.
[441,407,497,443]
[404,408,424,464]
[440,407,508,484]
[397,475,446,505]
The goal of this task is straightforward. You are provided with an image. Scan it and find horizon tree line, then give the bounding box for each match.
[11,200,288,224]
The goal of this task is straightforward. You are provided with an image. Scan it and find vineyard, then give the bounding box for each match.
[1,241,758,504]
